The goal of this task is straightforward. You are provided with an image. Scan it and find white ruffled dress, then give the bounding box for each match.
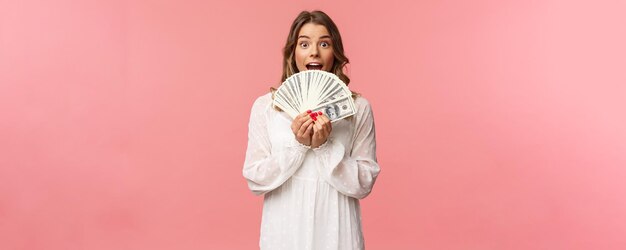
[243,92,381,250]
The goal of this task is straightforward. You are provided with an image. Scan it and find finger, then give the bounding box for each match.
[293,114,303,125]
[300,112,313,123]
[318,115,332,132]
[306,123,314,136]
[296,111,312,123]
[298,118,315,136]
[312,125,326,140]
[298,111,311,118]
[318,118,331,135]
[319,114,330,124]
[294,112,311,126]
[301,118,315,130]
[315,115,328,128]
[298,119,313,137]
[313,120,324,132]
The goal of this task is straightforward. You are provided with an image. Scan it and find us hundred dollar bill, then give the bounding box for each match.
[311,96,356,122]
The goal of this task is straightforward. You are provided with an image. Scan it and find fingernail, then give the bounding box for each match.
[306,110,312,114]
[310,114,315,118]
[312,116,317,121]
[312,112,318,117]
[317,111,322,115]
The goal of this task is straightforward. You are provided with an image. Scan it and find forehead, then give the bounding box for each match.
[298,23,330,38]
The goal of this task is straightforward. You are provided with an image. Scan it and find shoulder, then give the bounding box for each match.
[351,95,376,123]
[253,92,273,105]
[354,95,373,113]
[251,92,273,111]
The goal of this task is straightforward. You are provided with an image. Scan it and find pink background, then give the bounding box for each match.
[2,0,626,249]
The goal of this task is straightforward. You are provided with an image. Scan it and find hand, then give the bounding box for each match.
[291,111,315,146]
[311,112,332,148]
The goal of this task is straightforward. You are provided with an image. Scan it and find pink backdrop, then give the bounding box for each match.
[2,0,626,249]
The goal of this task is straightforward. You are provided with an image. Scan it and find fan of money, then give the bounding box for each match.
[273,70,356,122]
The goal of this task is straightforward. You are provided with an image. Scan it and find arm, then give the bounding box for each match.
[242,97,310,195]
[313,99,381,199]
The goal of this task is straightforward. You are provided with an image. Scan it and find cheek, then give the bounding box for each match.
[324,53,334,70]
[294,49,306,66]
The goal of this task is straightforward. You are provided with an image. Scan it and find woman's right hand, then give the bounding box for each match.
[291,111,315,146]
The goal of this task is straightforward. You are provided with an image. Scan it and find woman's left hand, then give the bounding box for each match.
[311,112,332,148]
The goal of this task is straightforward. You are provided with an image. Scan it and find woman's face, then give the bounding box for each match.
[294,23,335,72]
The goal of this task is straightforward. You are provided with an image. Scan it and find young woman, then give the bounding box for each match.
[243,10,381,250]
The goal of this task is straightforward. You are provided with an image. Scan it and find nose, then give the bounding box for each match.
[309,44,319,57]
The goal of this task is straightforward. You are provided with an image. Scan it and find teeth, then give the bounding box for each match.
[306,63,322,70]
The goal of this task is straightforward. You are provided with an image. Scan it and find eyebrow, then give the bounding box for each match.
[298,35,332,39]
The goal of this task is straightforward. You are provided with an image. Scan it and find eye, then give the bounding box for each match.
[299,42,309,48]
[320,41,331,48]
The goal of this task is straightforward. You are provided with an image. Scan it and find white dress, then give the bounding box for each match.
[243,92,381,250]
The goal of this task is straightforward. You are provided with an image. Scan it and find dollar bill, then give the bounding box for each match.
[311,96,356,122]
[272,70,356,121]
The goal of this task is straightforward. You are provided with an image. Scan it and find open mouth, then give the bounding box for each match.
[306,63,323,70]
